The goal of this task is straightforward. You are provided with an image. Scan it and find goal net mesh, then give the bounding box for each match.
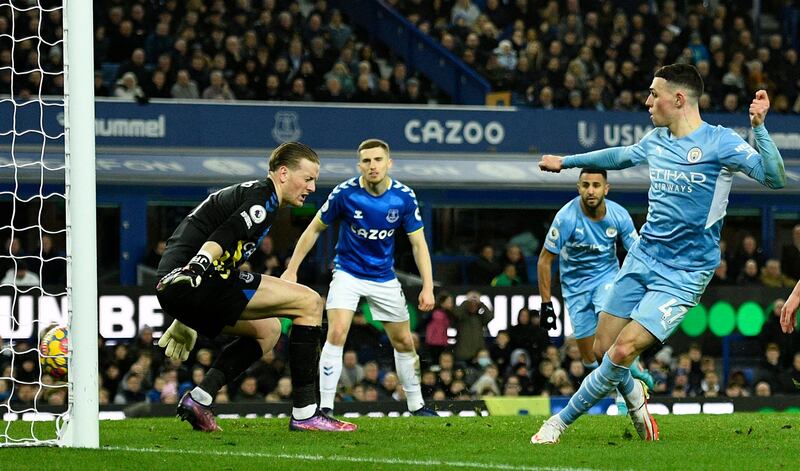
[0,0,71,446]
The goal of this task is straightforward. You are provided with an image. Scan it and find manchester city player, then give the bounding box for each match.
[539,170,654,383]
[539,169,637,366]
[532,64,786,444]
[282,138,437,416]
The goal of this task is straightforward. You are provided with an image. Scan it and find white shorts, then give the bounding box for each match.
[325,270,409,323]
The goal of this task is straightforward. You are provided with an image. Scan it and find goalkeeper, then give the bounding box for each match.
[155,142,355,433]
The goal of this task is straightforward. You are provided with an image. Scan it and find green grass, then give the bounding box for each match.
[2,413,799,470]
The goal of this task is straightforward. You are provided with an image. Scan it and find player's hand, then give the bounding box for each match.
[541,302,558,330]
[158,320,197,361]
[418,288,435,312]
[539,154,564,173]
[781,295,799,334]
[156,253,211,291]
[749,90,769,127]
[280,270,298,283]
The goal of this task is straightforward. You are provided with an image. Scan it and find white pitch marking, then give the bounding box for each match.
[103,445,611,471]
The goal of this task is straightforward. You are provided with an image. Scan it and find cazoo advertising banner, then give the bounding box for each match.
[4,99,800,158]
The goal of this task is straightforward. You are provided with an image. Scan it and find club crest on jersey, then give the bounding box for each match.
[687,147,702,163]
[239,271,255,283]
[386,208,399,223]
[605,227,618,238]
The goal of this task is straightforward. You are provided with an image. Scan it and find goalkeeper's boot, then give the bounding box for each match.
[626,379,659,441]
[411,406,439,416]
[289,409,357,432]
[177,392,222,432]
[530,415,566,445]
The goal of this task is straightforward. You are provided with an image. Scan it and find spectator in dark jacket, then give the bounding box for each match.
[451,291,493,363]
[508,308,551,369]
[469,244,502,284]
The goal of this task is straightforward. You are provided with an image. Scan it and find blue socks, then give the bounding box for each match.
[558,353,631,425]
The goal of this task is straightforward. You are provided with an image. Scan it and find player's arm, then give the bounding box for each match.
[539,127,657,173]
[537,246,559,329]
[747,90,786,189]
[539,147,637,173]
[408,229,435,311]
[282,216,328,283]
[537,246,556,303]
[620,212,638,252]
[781,279,800,334]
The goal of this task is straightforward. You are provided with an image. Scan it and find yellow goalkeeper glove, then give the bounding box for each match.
[158,320,197,361]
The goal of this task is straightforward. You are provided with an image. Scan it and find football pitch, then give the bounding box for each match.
[3,413,799,470]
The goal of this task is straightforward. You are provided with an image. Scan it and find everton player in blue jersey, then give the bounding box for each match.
[283,138,437,416]
[532,64,786,444]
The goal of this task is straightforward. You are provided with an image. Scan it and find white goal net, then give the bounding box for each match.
[0,0,97,447]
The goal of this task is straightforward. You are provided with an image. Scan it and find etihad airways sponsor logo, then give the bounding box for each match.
[650,168,707,193]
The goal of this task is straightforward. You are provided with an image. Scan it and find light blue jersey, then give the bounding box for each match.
[544,196,637,299]
[563,122,785,340]
[563,123,785,271]
[544,196,637,338]
[317,177,423,282]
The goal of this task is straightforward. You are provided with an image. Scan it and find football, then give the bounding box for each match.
[39,325,69,380]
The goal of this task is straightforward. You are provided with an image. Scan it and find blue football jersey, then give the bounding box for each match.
[564,123,785,271]
[544,196,637,297]
[317,177,424,281]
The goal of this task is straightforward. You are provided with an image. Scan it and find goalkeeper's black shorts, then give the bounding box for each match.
[156,268,262,338]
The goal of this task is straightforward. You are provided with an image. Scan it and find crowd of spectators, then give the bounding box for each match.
[2,287,798,409]
[392,0,800,112]
[3,1,800,112]
[710,227,800,289]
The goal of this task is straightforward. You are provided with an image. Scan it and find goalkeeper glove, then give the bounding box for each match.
[156,252,212,290]
[158,320,197,361]
[541,302,558,330]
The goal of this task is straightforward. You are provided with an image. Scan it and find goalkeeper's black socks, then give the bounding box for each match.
[197,336,263,402]
[289,324,322,409]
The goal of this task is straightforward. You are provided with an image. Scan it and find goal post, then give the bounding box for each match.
[60,0,98,448]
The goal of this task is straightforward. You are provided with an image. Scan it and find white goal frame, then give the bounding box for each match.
[59,0,98,448]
